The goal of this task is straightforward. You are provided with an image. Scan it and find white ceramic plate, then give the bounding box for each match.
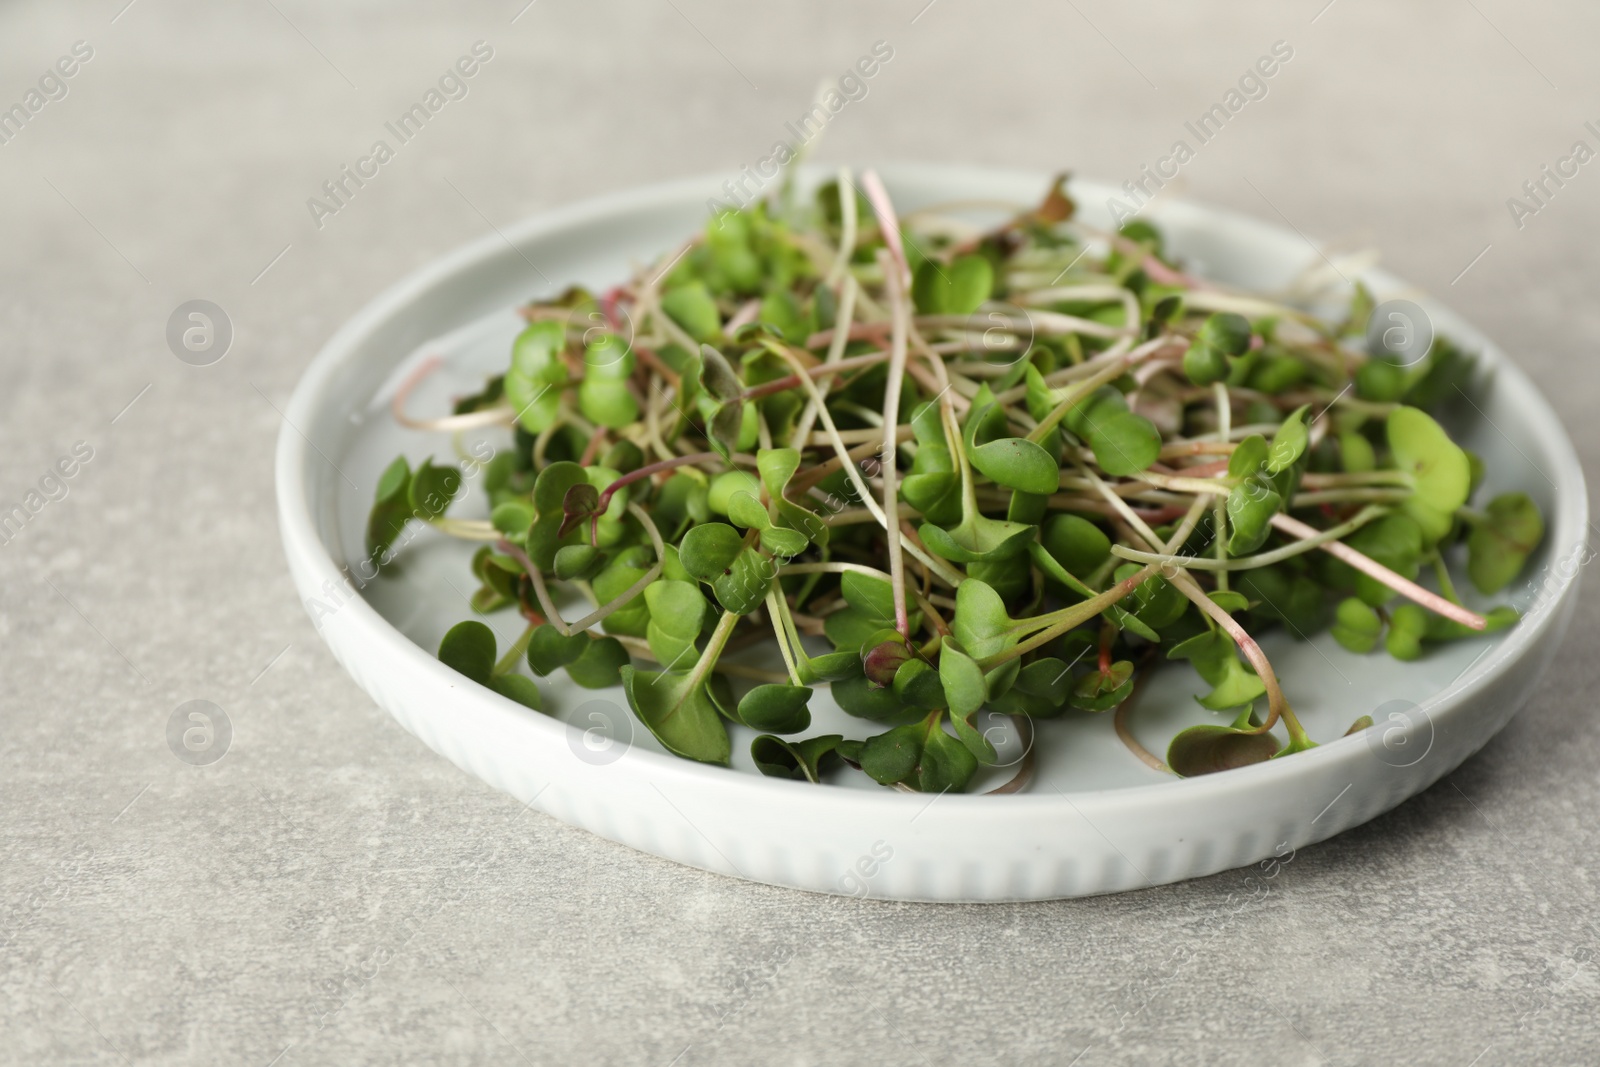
[276,166,1586,901]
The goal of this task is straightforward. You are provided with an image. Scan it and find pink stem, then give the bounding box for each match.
[857,174,913,637]
[601,286,627,334]
[1110,232,1204,289]
[738,350,890,401]
[585,450,727,545]
[392,355,443,421]
[860,170,909,282]
[1271,513,1486,630]
[804,322,892,349]
[391,354,512,432]
[593,452,719,513]
[725,298,761,332]
[1171,573,1292,735]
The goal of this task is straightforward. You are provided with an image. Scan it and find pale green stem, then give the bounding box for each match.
[1299,470,1413,488]
[492,623,536,676]
[1025,345,1157,444]
[1212,381,1231,592]
[981,564,1160,669]
[684,610,741,693]
[1430,553,1463,604]
[429,518,501,541]
[768,341,965,589]
[1110,505,1390,571]
[777,561,892,580]
[826,166,858,288]
[878,246,913,637]
[1291,488,1411,506]
[559,505,665,634]
[764,588,805,687]
[525,564,567,636]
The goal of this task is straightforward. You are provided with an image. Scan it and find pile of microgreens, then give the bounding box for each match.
[369,170,1544,792]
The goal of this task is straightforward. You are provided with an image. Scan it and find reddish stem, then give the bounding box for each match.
[860,170,910,281]
[579,430,608,467]
[803,321,892,349]
[738,350,889,402]
[594,452,720,515]
[601,287,626,334]
[497,538,538,576]
[1271,513,1487,630]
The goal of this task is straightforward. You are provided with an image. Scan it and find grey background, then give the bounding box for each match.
[2,0,1597,1064]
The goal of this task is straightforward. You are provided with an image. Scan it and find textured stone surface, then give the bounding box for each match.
[1,1,1597,1064]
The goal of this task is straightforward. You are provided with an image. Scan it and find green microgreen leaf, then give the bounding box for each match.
[491,499,536,540]
[367,455,414,558]
[438,620,496,685]
[1041,514,1112,579]
[1225,478,1282,555]
[1340,430,1377,473]
[1068,659,1135,712]
[1467,492,1544,594]
[902,401,964,524]
[1198,312,1252,355]
[1387,405,1472,543]
[504,321,568,433]
[643,579,708,667]
[759,526,808,557]
[408,457,462,520]
[919,513,1036,564]
[892,658,947,709]
[751,733,844,783]
[488,673,543,711]
[1266,405,1310,474]
[989,657,1074,718]
[1167,707,1278,778]
[1167,629,1265,711]
[553,544,603,581]
[833,670,924,723]
[1183,341,1230,386]
[680,522,744,578]
[726,490,769,531]
[1330,597,1382,654]
[949,579,1020,661]
[912,254,993,316]
[1228,434,1269,478]
[661,282,722,343]
[620,665,730,765]
[590,548,653,636]
[859,710,980,793]
[565,636,632,688]
[526,624,590,676]
[711,548,770,616]
[963,394,1060,494]
[735,684,813,733]
[1336,514,1424,606]
[938,642,997,763]
[756,447,828,545]
[1085,409,1161,477]
[707,470,761,516]
[1385,603,1428,661]
[578,334,638,428]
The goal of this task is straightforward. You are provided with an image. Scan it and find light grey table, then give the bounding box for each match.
[2,2,1596,1064]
